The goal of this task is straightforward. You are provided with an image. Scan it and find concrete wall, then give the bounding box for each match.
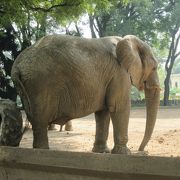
[0,147,180,180]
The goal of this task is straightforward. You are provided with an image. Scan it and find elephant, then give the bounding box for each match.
[11,34,160,154]
[0,99,23,146]
[48,121,73,131]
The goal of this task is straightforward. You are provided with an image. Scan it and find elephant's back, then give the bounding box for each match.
[11,34,117,89]
[12,34,118,68]
[13,35,94,70]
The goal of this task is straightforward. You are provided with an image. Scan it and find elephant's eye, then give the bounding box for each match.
[152,67,156,71]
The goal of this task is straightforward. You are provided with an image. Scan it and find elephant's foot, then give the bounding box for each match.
[65,121,73,131]
[33,143,49,149]
[92,144,110,153]
[65,125,73,131]
[48,124,57,131]
[111,145,131,154]
[34,146,49,149]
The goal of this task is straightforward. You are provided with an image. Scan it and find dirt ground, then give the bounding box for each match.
[20,107,180,157]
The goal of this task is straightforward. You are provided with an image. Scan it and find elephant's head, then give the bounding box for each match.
[0,99,23,146]
[116,35,160,151]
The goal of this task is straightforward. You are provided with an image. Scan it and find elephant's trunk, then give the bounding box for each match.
[138,87,160,151]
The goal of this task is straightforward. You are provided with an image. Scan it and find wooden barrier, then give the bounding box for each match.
[0,147,180,180]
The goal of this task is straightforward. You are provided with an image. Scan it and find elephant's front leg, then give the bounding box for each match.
[32,123,49,149]
[92,110,110,153]
[110,105,131,154]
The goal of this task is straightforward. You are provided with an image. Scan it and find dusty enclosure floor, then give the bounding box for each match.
[20,107,180,157]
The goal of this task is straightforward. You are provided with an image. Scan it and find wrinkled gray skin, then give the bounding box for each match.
[11,35,160,154]
[0,99,23,146]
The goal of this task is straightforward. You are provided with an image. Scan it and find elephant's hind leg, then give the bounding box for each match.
[48,124,56,130]
[92,110,110,153]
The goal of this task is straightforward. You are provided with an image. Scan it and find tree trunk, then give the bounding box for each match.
[89,15,97,38]
[163,27,180,106]
[93,13,111,37]
[163,72,170,106]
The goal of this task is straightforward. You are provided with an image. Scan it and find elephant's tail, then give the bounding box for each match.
[12,69,32,121]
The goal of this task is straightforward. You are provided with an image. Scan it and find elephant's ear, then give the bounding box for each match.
[116,35,158,90]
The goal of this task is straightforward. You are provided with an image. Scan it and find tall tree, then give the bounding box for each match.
[161,1,180,105]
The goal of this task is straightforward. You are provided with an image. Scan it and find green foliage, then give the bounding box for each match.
[131,86,144,101]
[92,0,179,55]
[169,87,180,100]
[0,0,118,49]
[157,64,166,88]
[170,87,180,95]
